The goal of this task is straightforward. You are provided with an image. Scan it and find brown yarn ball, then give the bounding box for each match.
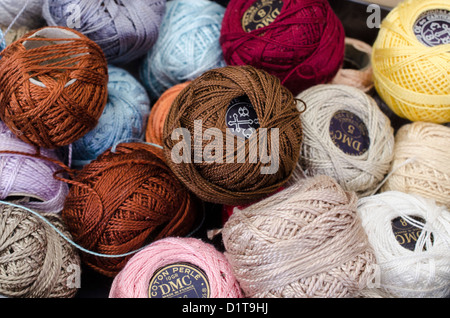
[0,26,108,148]
[62,142,200,277]
[163,65,303,206]
[0,203,81,298]
[222,175,377,298]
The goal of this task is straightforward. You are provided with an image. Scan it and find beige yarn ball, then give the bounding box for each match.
[291,84,395,197]
[381,121,450,209]
[0,203,81,298]
[0,24,31,46]
[222,175,377,298]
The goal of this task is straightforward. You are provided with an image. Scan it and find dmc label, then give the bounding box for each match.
[329,110,370,156]
[148,263,210,298]
[391,216,433,251]
[413,9,450,47]
[226,95,260,139]
[242,0,283,32]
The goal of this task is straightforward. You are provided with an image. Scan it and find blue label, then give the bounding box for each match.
[414,9,450,47]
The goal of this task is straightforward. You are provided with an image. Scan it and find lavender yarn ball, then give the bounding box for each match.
[42,0,166,64]
[71,65,151,168]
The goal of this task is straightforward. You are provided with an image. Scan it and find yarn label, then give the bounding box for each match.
[241,0,284,32]
[413,9,450,47]
[226,95,260,139]
[392,216,433,251]
[148,263,210,298]
[329,110,370,156]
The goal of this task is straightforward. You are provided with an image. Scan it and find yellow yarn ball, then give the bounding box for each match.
[372,0,450,124]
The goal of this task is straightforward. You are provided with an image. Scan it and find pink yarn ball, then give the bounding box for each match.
[109,237,243,298]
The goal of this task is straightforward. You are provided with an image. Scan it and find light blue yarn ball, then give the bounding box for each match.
[71,65,151,168]
[140,0,226,100]
[0,29,5,52]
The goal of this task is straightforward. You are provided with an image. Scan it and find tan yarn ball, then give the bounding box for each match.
[0,203,81,298]
[0,24,30,46]
[381,121,450,209]
[222,175,377,298]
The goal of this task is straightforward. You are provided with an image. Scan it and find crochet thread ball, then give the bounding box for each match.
[0,0,45,29]
[140,0,226,100]
[222,175,377,298]
[371,0,450,123]
[0,204,81,298]
[0,28,5,51]
[43,0,166,64]
[163,65,303,206]
[109,237,243,298]
[291,84,395,197]
[0,23,30,46]
[381,121,450,210]
[220,0,345,96]
[0,26,108,149]
[0,121,69,214]
[62,142,199,277]
[72,65,151,168]
[358,191,450,298]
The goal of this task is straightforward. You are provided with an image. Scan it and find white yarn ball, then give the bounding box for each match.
[358,191,450,298]
[292,84,395,197]
[0,0,45,29]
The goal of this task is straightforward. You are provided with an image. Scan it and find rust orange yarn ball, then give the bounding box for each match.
[61,142,200,277]
[0,26,108,148]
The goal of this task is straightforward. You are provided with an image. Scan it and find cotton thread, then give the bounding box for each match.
[0,0,45,29]
[140,0,226,100]
[220,0,345,96]
[381,121,450,210]
[71,65,151,168]
[290,84,395,197]
[0,26,108,149]
[109,237,243,298]
[371,0,450,124]
[43,0,166,64]
[163,65,303,206]
[222,175,377,298]
[0,24,29,46]
[357,191,450,298]
[0,203,81,298]
[331,37,374,93]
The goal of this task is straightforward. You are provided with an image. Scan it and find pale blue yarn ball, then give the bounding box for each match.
[140,0,226,100]
[71,65,151,168]
[0,29,5,51]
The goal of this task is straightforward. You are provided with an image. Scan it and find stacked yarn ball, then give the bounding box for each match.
[109,237,243,298]
[0,0,45,29]
[358,191,450,298]
[0,26,108,149]
[0,203,81,298]
[371,0,450,123]
[62,142,200,277]
[140,0,226,100]
[0,121,69,213]
[71,65,151,168]
[381,121,450,210]
[163,65,303,206]
[220,0,345,95]
[43,0,166,64]
[222,175,377,298]
[291,84,395,197]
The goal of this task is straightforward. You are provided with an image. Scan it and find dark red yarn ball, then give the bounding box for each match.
[220,0,345,95]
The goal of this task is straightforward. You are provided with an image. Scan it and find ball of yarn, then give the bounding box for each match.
[43,0,166,64]
[0,26,108,149]
[331,38,374,93]
[381,121,450,210]
[371,0,450,124]
[163,65,303,206]
[62,142,200,277]
[71,65,151,168]
[0,23,30,46]
[222,175,377,298]
[0,28,5,51]
[0,0,45,29]
[0,203,81,298]
[109,237,243,298]
[220,0,345,96]
[140,0,226,100]
[0,121,69,213]
[146,82,190,148]
[357,191,450,298]
[291,84,395,197]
